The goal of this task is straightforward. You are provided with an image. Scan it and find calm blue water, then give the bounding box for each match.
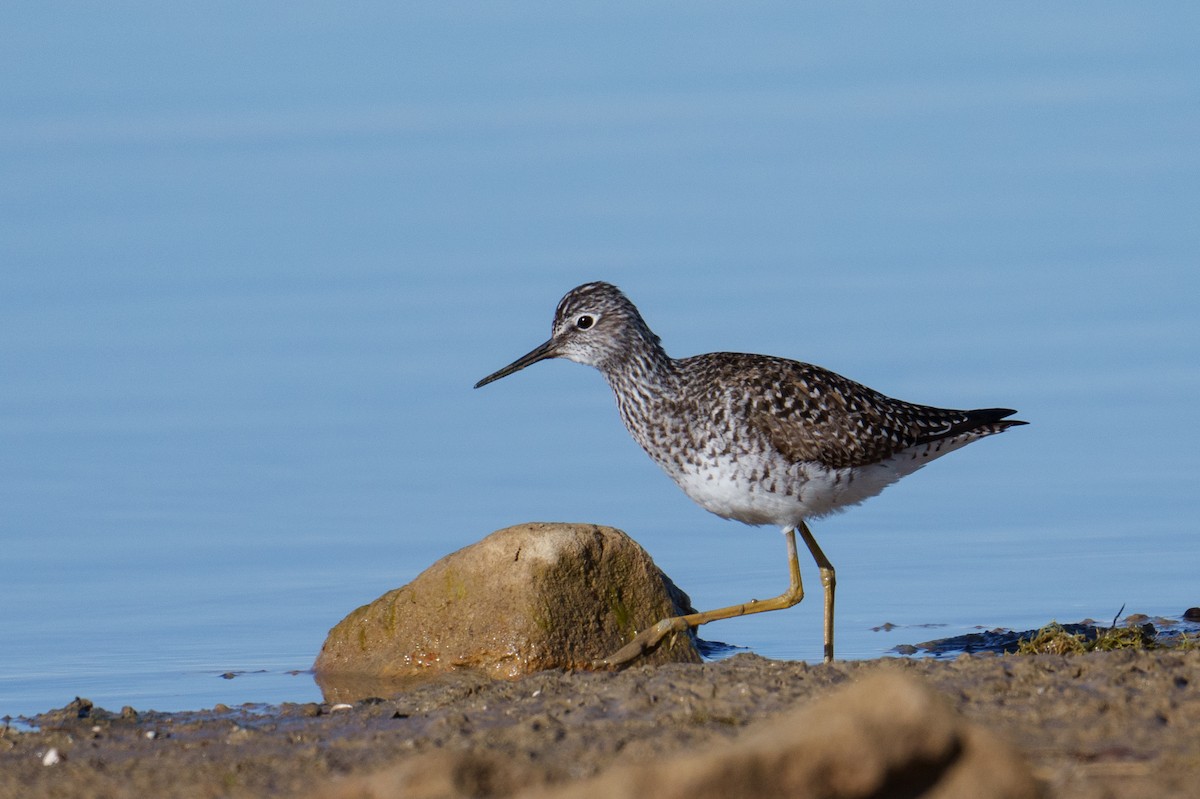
[3,4,1198,719]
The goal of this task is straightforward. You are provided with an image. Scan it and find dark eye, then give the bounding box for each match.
[575,315,595,330]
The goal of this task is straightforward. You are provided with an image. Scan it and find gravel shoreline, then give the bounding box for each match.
[3,649,1198,798]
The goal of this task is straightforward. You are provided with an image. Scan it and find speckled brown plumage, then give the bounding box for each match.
[475,281,1026,663]
[661,352,1017,471]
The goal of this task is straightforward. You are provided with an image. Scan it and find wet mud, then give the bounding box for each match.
[3,645,1199,799]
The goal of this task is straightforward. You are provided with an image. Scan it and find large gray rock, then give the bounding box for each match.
[313,523,700,687]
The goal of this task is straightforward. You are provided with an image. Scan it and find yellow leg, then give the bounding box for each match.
[596,526,806,668]
[797,520,836,663]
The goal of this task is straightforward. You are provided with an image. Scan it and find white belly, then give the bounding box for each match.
[659,436,973,529]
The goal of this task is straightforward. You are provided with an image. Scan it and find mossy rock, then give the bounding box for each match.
[313,523,700,690]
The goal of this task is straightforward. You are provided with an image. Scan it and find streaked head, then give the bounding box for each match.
[474,281,658,388]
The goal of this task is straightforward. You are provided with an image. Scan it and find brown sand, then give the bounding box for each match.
[3,649,1198,798]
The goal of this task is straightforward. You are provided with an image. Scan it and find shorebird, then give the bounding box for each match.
[475,281,1024,665]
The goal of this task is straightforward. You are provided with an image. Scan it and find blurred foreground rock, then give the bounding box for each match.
[314,523,700,691]
[321,672,1040,799]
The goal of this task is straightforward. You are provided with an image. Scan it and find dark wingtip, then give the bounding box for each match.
[955,408,1027,436]
[998,408,1027,428]
[977,408,1027,426]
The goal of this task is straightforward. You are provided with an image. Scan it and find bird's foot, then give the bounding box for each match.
[592,616,691,670]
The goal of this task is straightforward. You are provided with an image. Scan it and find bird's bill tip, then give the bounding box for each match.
[474,339,559,389]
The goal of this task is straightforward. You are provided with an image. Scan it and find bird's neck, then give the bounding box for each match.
[601,335,676,394]
[601,338,681,452]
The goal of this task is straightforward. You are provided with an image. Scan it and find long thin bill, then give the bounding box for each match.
[474,338,559,388]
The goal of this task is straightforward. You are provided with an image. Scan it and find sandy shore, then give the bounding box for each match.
[3,648,1198,798]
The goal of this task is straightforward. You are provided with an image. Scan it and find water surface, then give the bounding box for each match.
[2,4,1197,718]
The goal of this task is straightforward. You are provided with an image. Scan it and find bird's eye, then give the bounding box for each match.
[575,315,595,330]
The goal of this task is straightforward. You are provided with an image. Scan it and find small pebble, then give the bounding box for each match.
[42,748,61,766]
[144,730,158,740]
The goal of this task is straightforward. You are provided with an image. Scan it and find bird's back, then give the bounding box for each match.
[677,353,1023,469]
[613,351,1024,525]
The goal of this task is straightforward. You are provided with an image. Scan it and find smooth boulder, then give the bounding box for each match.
[313,523,701,686]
